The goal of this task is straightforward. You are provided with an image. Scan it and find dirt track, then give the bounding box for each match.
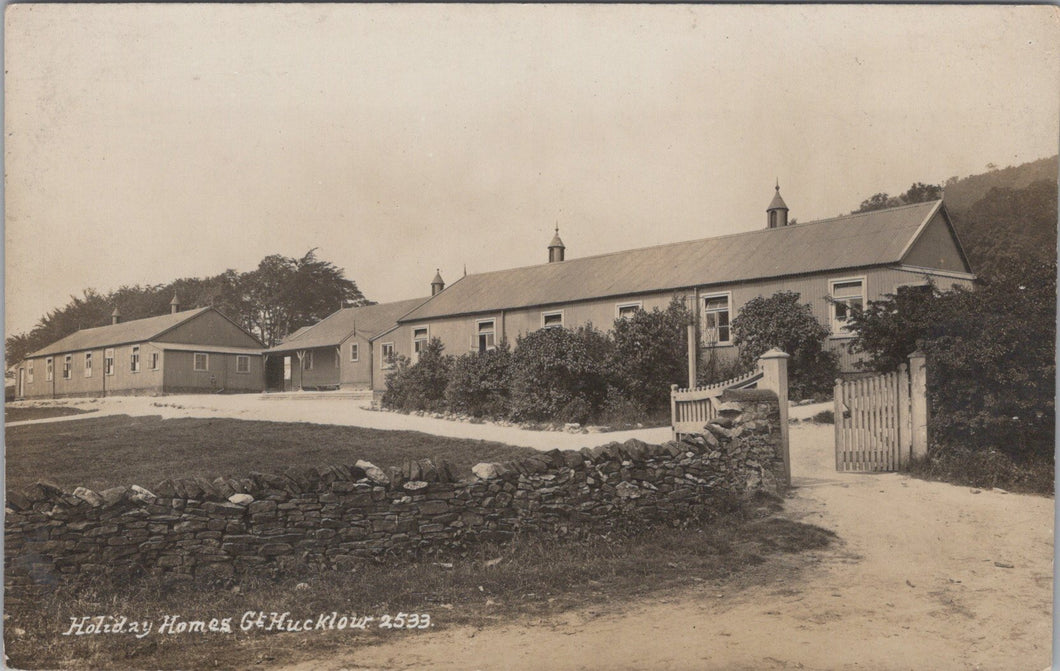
[283,422,1054,671]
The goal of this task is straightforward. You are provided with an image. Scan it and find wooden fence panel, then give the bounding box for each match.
[835,359,923,472]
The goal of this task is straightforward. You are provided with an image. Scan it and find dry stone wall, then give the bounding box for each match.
[5,395,783,603]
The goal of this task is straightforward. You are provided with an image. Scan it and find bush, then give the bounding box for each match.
[381,339,452,412]
[845,257,1055,482]
[509,325,612,424]
[444,342,513,418]
[607,297,691,414]
[730,291,839,400]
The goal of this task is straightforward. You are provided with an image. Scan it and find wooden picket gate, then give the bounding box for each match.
[834,352,928,472]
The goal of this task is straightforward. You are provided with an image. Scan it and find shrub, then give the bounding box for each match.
[444,342,513,418]
[381,338,452,412]
[509,325,612,423]
[845,257,1055,483]
[607,297,691,414]
[809,409,834,424]
[730,291,838,400]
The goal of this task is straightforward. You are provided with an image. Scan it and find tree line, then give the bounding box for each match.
[6,250,370,365]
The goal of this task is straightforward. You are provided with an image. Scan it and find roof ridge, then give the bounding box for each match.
[452,200,944,280]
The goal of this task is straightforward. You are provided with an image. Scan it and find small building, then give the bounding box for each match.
[16,301,265,399]
[263,297,430,392]
[371,193,975,389]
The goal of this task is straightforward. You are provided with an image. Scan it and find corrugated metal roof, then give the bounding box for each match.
[28,307,215,358]
[401,201,943,322]
[266,297,430,352]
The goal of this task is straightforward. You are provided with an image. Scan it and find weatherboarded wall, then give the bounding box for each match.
[161,351,263,393]
[5,397,782,601]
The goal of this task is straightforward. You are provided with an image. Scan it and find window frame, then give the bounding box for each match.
[193,352,209,372]
[615,301,643,320]
[84,352,93,378]
[27,361,34,384]
[475,319,497,353]
[541,310,565,329]
[701,291,733,346]
[130,345,141,373]
[62,354,72,380]
[303,351,314,371]
[150,352,160,370]
[380,342,396,370]
[829,276,867,337]
[46,357,54,381]
[350,342,359,362]
[104,348,115,376]
[412,326,430,362]
[235,355,250,374]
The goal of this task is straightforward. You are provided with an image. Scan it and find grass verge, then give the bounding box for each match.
[4,415,541,492]
[5,503,835,670]
[5,405,97,424]
[907,446,1053,495]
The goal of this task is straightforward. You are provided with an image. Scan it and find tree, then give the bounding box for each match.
[607,297,691,414]
[844,283,941,373]
[853,182,942,213]
[730,291,838,399]
[381,338,452,412]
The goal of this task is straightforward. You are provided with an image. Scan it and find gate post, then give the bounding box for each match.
[908,351,928,460]
[758,348,790,486]
[896,363,912,468]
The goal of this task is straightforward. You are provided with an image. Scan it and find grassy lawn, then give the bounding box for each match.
[5,415,541,492]
[5,405,97,424]
[5,508,834,670]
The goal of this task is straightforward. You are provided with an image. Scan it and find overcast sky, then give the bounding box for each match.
[5,4,1059,336]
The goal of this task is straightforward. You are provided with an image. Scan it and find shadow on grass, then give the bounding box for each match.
[5,508,835,670]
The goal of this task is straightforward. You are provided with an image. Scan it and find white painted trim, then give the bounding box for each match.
[130,345,141,373]
[615,301,643,319]
[380,342,396,370]
[896,199,943,261]
[46,357,54,381]
[893,264,976,281]
[701,290,733,346]
[104,348,115,376]
[541,309,565,328]
[236,355,251,374]
[474,318,498,352]
[193,352,209,372]
[828,275,867,335]
[84,352,93,378]
[350,342,359,362]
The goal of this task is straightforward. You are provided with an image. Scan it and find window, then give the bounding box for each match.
[62,355,72,380]
[194,352,209,371]
[46,357,54,381]
[84,352,93,378]
[702,293,732,345]
[236,355,250,374]
[350,343,359,362]
[130,345,141,373]
[412,327,429,362]
[381,342,395,369]
[476,320,496,353]
[616,302,642,319]
[27,362,33,384]
[542,311,564,328]
[303,351,314,371]
[150,352,160,370]
[830,278,865,335]
[105,349,115,376]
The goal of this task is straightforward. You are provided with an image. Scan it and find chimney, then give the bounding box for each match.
[767,181,789,229]
[170,293,181,314]
[431,269,445,296]
[111,307,122,325]
[548,226,566,263]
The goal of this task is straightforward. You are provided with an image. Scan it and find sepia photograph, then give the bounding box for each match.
[3,4,1058,669]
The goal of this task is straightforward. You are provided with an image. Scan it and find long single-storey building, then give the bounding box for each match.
[263,297,430,392]
[368,193,975,390]
[16,300,265,399]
